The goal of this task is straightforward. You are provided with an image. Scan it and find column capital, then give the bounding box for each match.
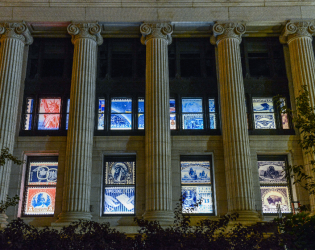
[140,22,173,45]
[280,20,315,44]
[210,22,246,45]
[0,22,33,45]
[67,22,103,45]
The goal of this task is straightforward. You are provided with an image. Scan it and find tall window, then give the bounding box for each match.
[103,156,136,215]
[95,39,145,135]
[169,38,219,135]
[21,38,72,136]
[181,156,215,214]
[22,157,58,216]
[241,37,293,135]
[258,156,292,214]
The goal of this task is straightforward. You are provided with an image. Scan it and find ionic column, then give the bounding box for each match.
[211,22,259,222]
[280,20,315,214]
[0,22,32,227]
[57,23,103,223]
[140,23,174,224]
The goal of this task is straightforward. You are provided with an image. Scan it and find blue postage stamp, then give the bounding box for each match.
[138,99,144,113]
[209,99,215,113]
[182,98,203,113]
[104,187,135,214]
[260,186,291,214]
[138,114,144,129]
[182,114,204,130]
[111,98,132,113]
[254,114,276,129]
[258,161,286,184]
[110,114,132,130]
[105,161,135,185]
[210,114,216,129]
[181,161,211,184]
[182,186,213,213]
[253,98,274,112]
[28,162,58,185]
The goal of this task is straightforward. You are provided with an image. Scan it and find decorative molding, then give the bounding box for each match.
[140,23,173,45]
[210,22,246,45]
[280,20,315,44]
[67,22,103,45]
[0,22,33,45]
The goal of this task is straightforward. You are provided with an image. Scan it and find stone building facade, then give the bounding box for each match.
[0,1,314,232]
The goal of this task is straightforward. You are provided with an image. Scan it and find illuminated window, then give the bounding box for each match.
[170,98,176,130]
[181,156,215,214]
[182,98,204,130]
[258,156,292,214]
[138,98,144,130]
[103,156,135,215]
[22,157,58,216]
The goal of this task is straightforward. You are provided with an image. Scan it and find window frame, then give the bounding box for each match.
[180,155,215,216]
[22,156,58,217]
[258,155,293,216]
[102,155,136,216]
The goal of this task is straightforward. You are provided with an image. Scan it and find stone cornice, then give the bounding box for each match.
[67,22,103,45]
[0,22,33,45]
[140,23,173,45]
[280,20,315,44]
[210,22,246,45]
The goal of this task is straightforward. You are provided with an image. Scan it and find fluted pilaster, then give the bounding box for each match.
[57,23,102,223]
[0,22,32,227]
[211,22,259,222]
[280,20,315,214]
[141,23,173,224]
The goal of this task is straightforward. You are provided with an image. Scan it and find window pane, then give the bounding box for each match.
[138,98,144,113]
[182,186,213,213]
[170,114,176,130]
[253,98,274,112]
[98,114,105,130]
[182,114,203,130]
[99,99,105,113]
[39,98,61,114]
[104,187,135,214]
[38,114,60,130]
[182,98,203,113]
[66,99,70,130]
[105,161,135,185]
[111,114,132,130]
[260,186,291,214]
[209,99,215,112]
[28,161,58,185]
[258,161,286,184]
[254,113,276,129]
[210,114,216,129]
[181,161,211,184]
[24,114,32,130]
[138,114,144,130]
[280,98,289,129]
[24,187,56,215]
[26,98,34,113]
[111,98,132,113]
[170,99,176,113]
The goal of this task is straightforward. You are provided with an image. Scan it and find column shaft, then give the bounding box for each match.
[212,22,259,221]
[280,21,315,213]
[57,23,102,222]
[141,23,174,224]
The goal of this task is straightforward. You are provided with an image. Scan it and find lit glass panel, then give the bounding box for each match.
[170,114,176,130]
[260,186,291,214]
[105,161,135,185]
[24,187,56,215]
[66,99,70,130]
[280,98,289,129]
[258,161,286,185]
[182,114,203,130]
[111,98,132,130]
[104,187,135,214]
[182,186,213,214]
[38,98,61,130]
[138,98,144,130]
[182,98,202,113]
[98,99,105,130]
[28,162,58,185]
[254,113,276,129]
[111,98,132,113]
[181,161,211,184]
[208,99,215,112]
[24,98,33,130]
[253,98,274,112]
[170,99,176,113]
[209,114,216,129]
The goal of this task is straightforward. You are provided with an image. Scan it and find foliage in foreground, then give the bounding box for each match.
[0,205,314,250]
